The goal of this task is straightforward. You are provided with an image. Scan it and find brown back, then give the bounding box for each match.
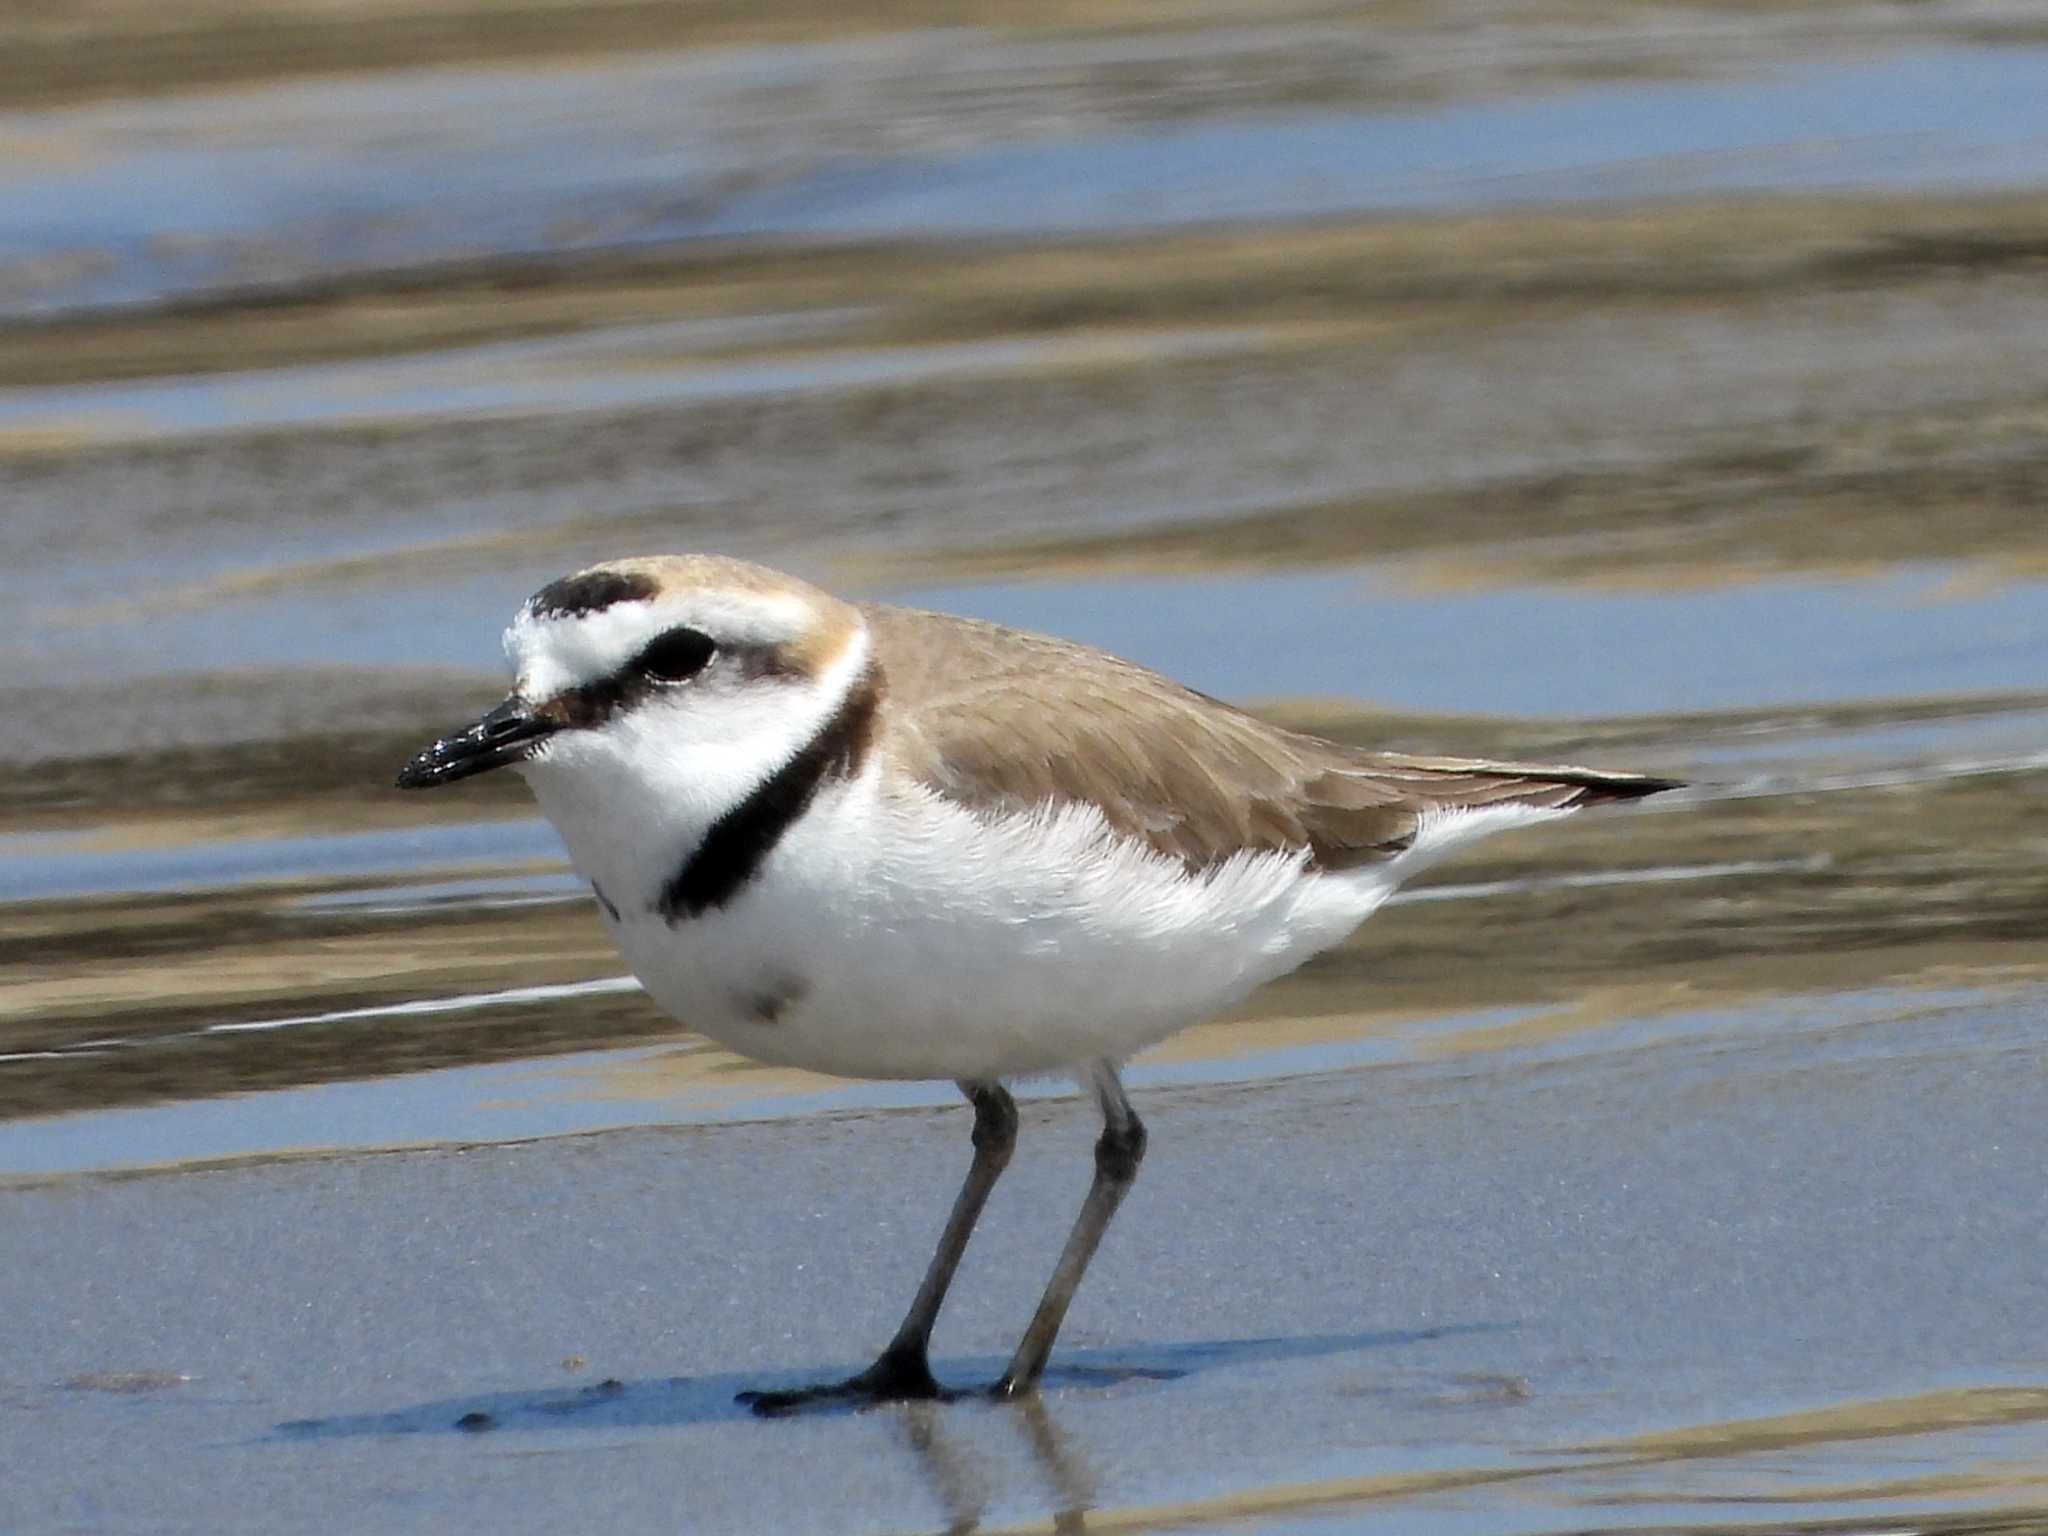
[865,604,1678,874]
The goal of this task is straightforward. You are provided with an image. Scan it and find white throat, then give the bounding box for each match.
[519,624,873,916]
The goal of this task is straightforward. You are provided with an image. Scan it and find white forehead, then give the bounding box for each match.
[504,587,815,698]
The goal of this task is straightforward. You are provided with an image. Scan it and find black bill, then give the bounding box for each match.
[395,696,555,789]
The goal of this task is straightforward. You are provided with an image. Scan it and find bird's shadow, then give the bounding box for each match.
[276,1323,1505,1440]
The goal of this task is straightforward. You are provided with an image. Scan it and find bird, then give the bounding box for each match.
[396,553,1680,1414]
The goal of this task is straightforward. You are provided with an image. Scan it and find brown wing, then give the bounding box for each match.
[865,604,1679,873]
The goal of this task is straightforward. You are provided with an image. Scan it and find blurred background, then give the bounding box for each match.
[7,0,2048,1156]
[4,4,2048,1527]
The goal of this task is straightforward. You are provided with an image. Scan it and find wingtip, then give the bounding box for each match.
[1576,772,1686,806]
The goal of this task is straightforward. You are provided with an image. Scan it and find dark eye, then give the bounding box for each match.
[636,627,716,683]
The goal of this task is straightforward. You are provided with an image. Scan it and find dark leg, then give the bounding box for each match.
[993,1063,1146,1400]
[741,1080,1018,1415]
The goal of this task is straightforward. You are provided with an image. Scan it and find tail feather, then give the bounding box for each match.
[1337,751,1683,811]
[1299,753,1681,872]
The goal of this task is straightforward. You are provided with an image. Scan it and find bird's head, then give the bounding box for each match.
[395,555,869,804]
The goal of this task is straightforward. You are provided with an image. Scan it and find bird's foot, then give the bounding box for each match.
[739,1345,948,1417]
[987,1370,1037,1404]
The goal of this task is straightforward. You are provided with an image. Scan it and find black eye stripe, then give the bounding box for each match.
[536,626,746,731]
[634,626,717,683]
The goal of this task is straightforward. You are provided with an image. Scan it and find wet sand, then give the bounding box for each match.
[5,4,2048,1531]
[4,981,2046,1534]
[12,0,2048,113]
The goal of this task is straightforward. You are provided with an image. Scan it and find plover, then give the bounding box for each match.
[397,554,1679,1413]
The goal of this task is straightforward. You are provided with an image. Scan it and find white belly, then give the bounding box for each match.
[592,772,1400,1083]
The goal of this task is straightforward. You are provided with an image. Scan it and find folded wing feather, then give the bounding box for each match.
[866,604,1679,875]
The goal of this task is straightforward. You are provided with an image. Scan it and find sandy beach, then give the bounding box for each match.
[4,3,2048,1529]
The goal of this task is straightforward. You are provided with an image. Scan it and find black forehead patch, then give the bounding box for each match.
[527,569,659,621]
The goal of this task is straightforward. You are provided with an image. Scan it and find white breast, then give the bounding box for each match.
[590,762,1412,1083]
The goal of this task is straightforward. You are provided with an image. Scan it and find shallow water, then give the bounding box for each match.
[5,8,2048,1533]
[4,40,2046,318]
[18,558,2048,713]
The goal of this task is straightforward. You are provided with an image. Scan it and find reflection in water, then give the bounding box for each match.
[274,1342,2048,1533]
[898,1396,1097,1534]
[285,1364,1113,1531]
[1015,1396,1096,1534]
[901,1403,992,1535]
